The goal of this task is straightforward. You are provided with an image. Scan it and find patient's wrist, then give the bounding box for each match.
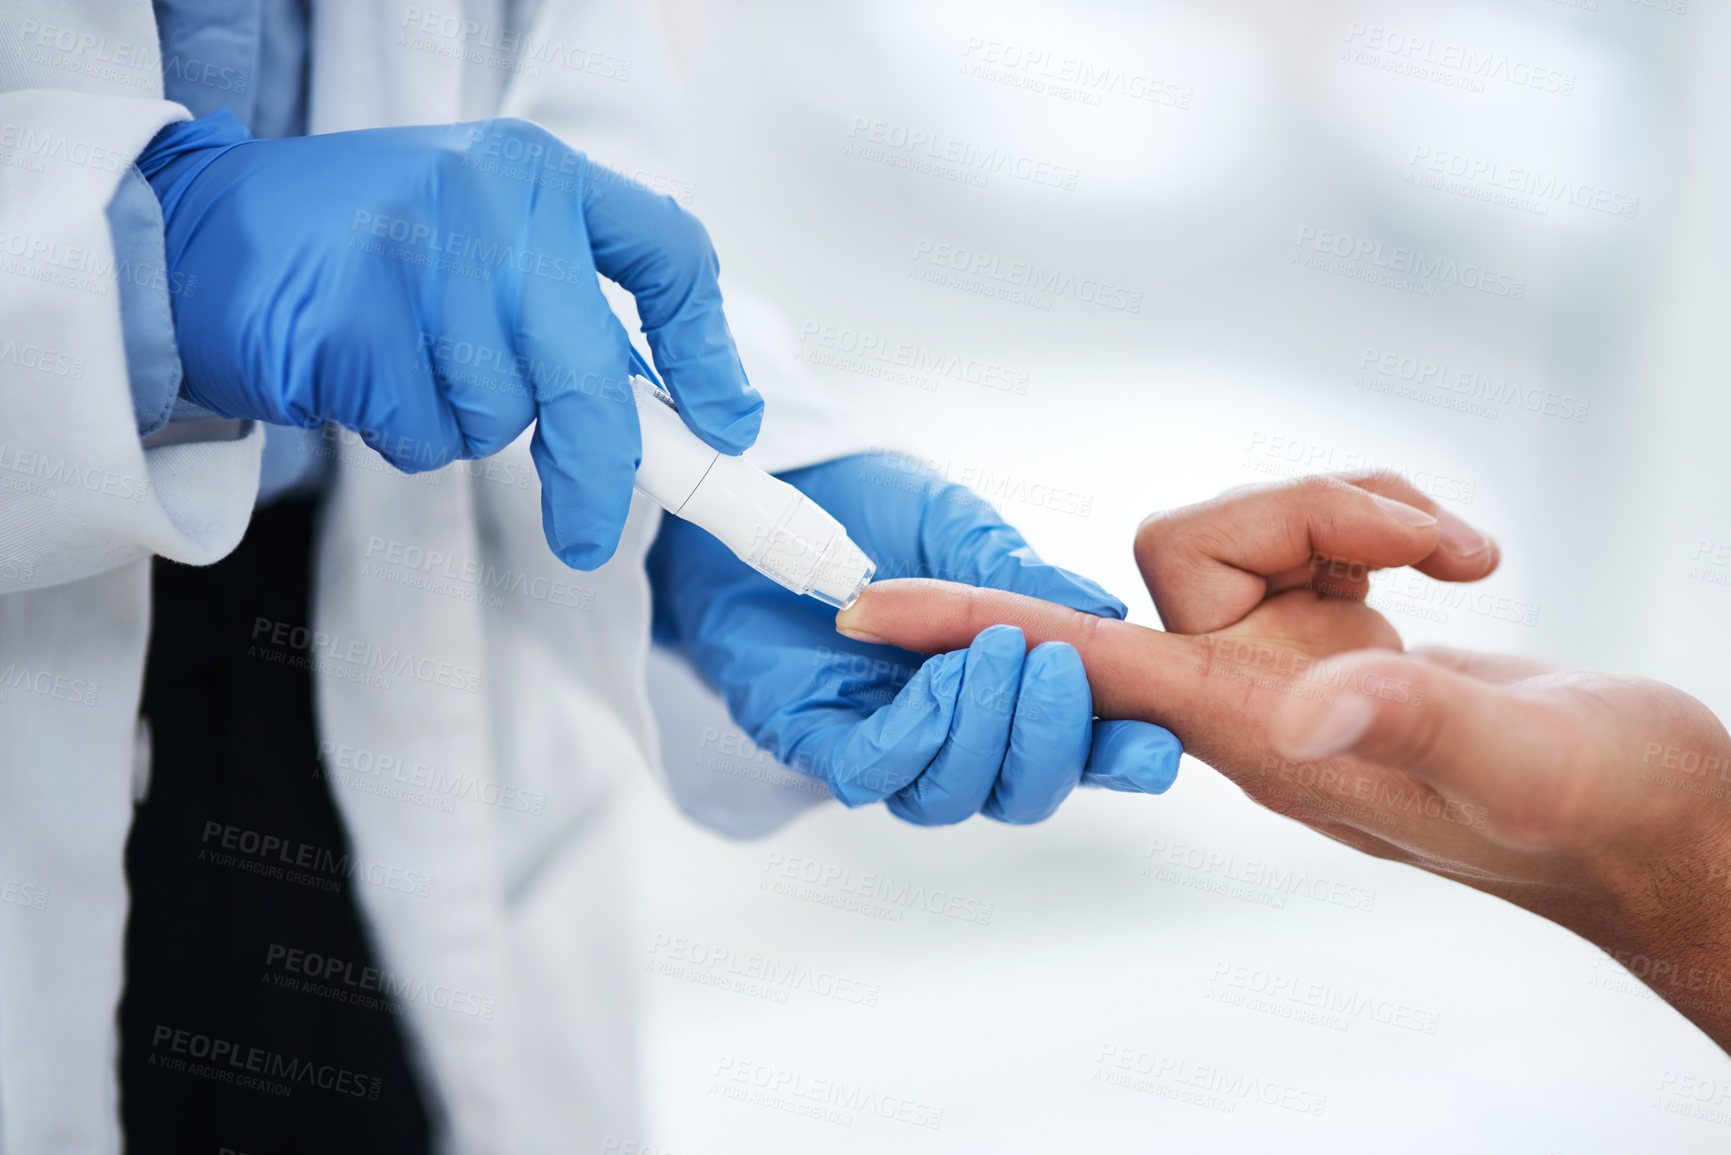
[1590,832,1731,1051]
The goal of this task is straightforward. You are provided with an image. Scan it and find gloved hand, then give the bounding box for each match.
[137,110,762,569]
[648,452,1182,826]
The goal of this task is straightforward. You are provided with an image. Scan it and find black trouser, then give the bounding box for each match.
[121,498,433,1155]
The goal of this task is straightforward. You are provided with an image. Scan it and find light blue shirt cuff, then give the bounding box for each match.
[105,164,186,438]
[258,424,330,504]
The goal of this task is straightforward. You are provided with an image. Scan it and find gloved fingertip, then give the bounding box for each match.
[1016,565,1126,620]
[886,792,974,828]
[660,345,764,454]
[1027,638,1084,676]
[697,401,764,456]
[384,452,458,475]
[545,520,623,571]
[1126,757,1180,795]
[973,622,1027,655]
[679,381,764,455]
[553,541,612,572]
[1083,721,1182,795]
[535,463,634,573]
[1082,769,1177,794]
[1069,582,1127,621]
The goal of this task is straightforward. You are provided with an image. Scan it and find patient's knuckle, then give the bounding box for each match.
[1133,512,1177,566]
[1066,607,1105,662]
[1289,474,1354,507]
[1359,467,1412,491]
[1358,469,1432,508]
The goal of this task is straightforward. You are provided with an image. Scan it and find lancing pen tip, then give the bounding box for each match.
[627,375,875,608]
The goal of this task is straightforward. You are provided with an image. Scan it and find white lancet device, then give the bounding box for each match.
[628,364,875,609]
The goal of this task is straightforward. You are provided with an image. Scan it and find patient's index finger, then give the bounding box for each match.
[834,579,1204,723]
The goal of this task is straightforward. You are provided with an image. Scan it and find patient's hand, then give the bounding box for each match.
[836,473,1495,775]
[835,474,1731,1053]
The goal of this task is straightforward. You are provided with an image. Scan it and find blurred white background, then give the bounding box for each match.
[589,1,1731,1150]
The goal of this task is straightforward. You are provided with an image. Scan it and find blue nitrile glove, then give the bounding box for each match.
[137,110,762,569]
[647,452,1182,826]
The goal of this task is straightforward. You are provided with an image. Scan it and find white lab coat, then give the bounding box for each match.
[0,1,895,1151]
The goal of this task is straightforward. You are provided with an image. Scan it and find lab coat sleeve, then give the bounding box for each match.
[0,85,263,595]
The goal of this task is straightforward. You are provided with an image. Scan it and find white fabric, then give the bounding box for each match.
[0,0,900,1152]
[0,8,261,1144]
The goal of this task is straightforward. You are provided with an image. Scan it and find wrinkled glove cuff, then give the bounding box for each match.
[136,108,254,214]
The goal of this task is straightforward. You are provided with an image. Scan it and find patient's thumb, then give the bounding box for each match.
[1267,650,1552,816]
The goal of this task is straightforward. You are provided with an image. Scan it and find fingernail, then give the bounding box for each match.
[1436,508,1491,558]
[834,606,888,645]
[1274,691,1378,761]
[837,627,890,644]
[1370,494,1437,528]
